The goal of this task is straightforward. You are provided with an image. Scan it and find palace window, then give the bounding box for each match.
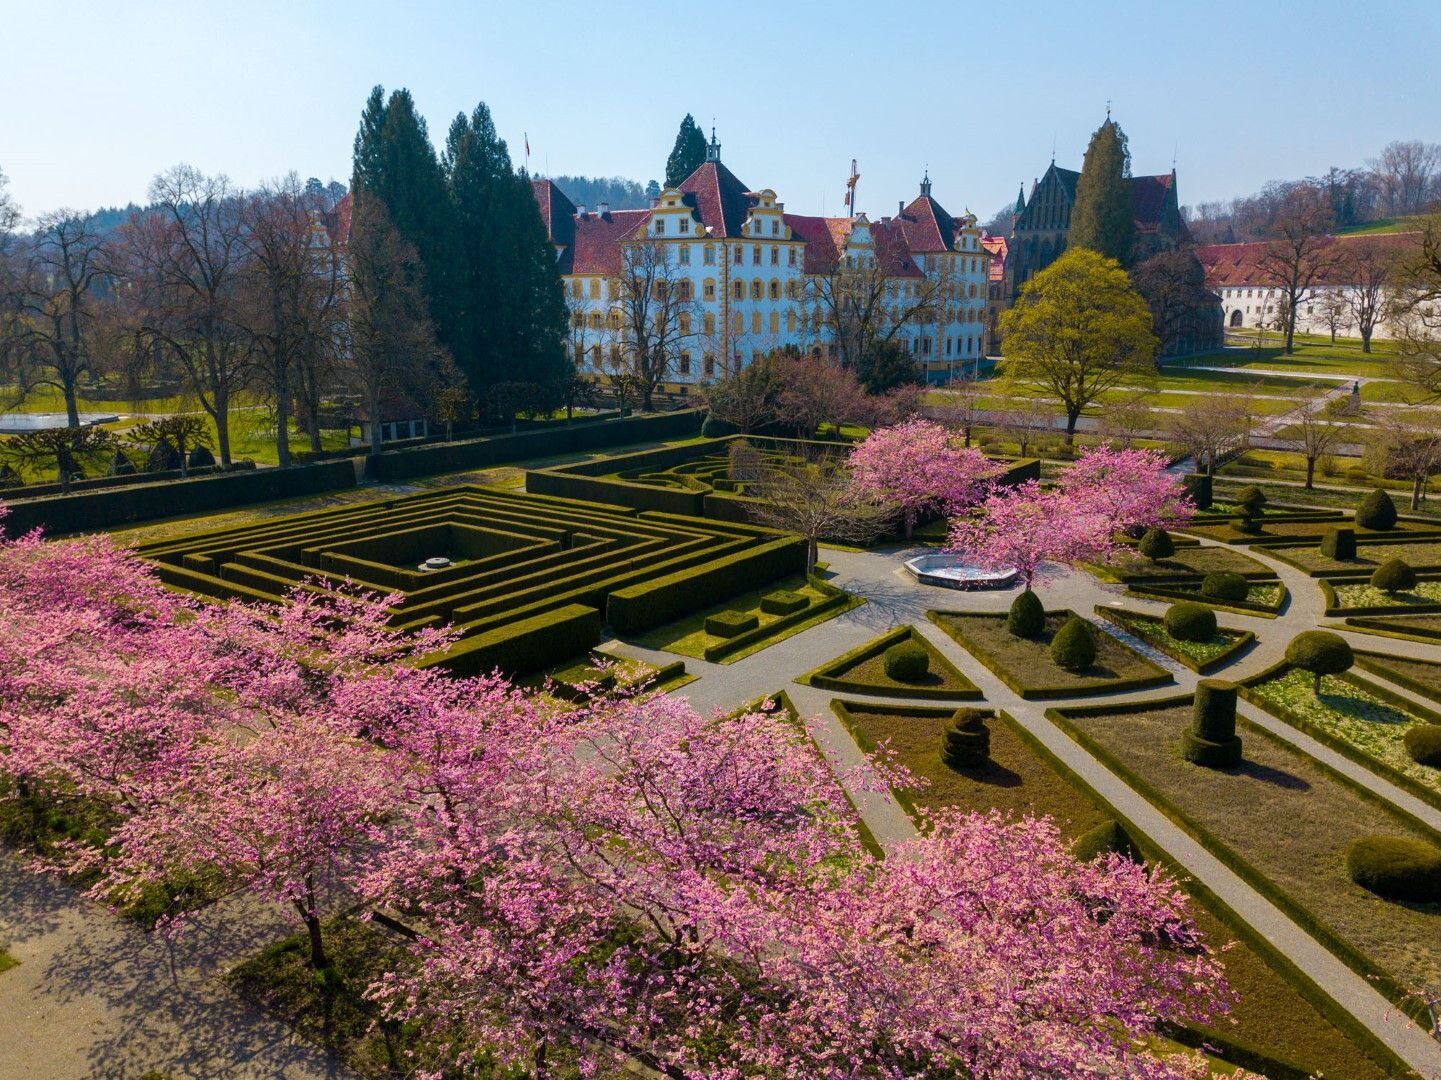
[609,310,622,330]
[787,310,796,332]
[769,311,779,334]
[704,313,715,334]
[771,245,779,265]
[573,343,584,366]
[589,312,602,329]
[734,246,743,265]
[703,279,716,300]
[679,312,691,334]
[587,279,599,299]
[679,352,691,375]
[752,245,761,265]
[768,279,780,299]
[788,247,797,266]
[731,312,743,334]
[571,311,583,329]
[733,280,745,301]
[771,219,779,236]
[654,219,665,235]
[679,218,690,233]
[679,245,691,265]
[677,280,692,301]
[704,244,716,265]
[590,344,601,368]
[751,312,761,333]
[703,353,715,377]
[750,279,762,300]
[570,280,582,298]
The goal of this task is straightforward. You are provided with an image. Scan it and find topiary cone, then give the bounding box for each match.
[1007,589,1045,639]
[941,708,991,770]
[1356,488,1397,531]
[1182,678,1242,768]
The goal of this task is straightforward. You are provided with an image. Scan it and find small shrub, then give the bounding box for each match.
[1345,466,1371,485]
[1285,630,1353,693]
[1138,528,1174,560]
[1200,571,1249,603]
[1370,558,1417,595]
[1049,615,1096,671]
[1403,724,1441,768]
[760,589,808,616]
[1356,488,1398,531]
[1345,835,1441,903]
[940,708,990,769]
[1072,819,1140,863]
[188,445,216,469]
[884,640,930,683]
[1320,527,1356,561]
[1007,589,1045,638]
[1234,486,1267,532]
[1164,602,1217,643]
[704,610,759,638]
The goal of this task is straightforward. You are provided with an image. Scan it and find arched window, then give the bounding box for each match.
[704,312,715,335]
[609,310,622,330]
[677,280,692,301]
[733,280,745,301]
[703,278,716,300]
[750,279,762,300]
[769,279,780,299]
[679,312,691,335]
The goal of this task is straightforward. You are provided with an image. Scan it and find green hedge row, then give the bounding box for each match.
[1344,615,1441,643]
[701,575,854,663]
[1091,606,1255,675]
[607,534,806,634]
[370,409,703,481]
[415,602,601,677]
[1320,576,1441,617]
[2,459,358,538]
[798,626,982,700]
[1353,650,1441,705]
[1124,580,1286,618]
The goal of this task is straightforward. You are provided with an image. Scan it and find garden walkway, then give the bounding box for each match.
[606,536,1441,1076]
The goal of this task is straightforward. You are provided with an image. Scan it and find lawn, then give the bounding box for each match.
[630,573,863,663]
[1243,667,1441,802]
[1346,613,1441,642]
[1331,580,1441,610]
[1092,606,1253,674]
[1100,545,1274,583]
[523,651,695,704]
[837,700,1398,1080]
[1353,651,1441,704]
[1125,580,1286,616]
[927,611,1172,698]
[1272,539,1441,574]
[1212,478,1441,521]
[799,626,981,699]
[0,950,16,975]
[1052,700,1441,1009]
[1178,342,1401,380]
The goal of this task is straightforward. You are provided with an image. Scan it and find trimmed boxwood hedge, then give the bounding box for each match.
[799,626,983,701]
[415,602,601,677]
[1092,606,1254,675]
[704,610,759,638]
[701,573,856,663]
[760,589,808,616]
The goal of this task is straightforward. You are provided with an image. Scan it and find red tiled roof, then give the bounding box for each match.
[568,209,649,275]
[869,219,925,278]
[783,213,851,274]
[897,194,957,253]
[1197,232,1420,288]
[676,161,754,238]
[981,235,1007,281]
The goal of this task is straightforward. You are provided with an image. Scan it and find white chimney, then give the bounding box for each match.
[597,201,609,216]
[577,204,588,217]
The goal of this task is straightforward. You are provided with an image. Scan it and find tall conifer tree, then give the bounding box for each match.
[664,114,708,187]
[1069,118,1136,265]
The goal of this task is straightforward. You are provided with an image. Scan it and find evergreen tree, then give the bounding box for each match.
[350,86,458,355]
[1070,118,1135,265]
[664,115,708,187]
[445,102,570,396]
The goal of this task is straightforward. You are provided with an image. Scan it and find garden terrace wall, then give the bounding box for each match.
[365,408,703,481]
[133,485,803,675]
[0,460,358,538]
[0,462,220,501]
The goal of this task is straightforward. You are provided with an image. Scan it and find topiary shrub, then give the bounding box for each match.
[1072,819,1140,863]
[188,445,216,469]
[1345,835,1441,903]
[884,640,930,683]
[1049,615,1096,671]
[1200,571,1249,603]
[1320,527,1356,561]
[108,450,137,477]
[1234,485,1267,532]
[760,590,808,616]
[940,708,991,769]
[1164,602,1217,643]
[1182,678,1243,768]
[1007,589,1045,639]
[1285,630,1353,693]
[1370,558,1417,595]
[704,610,760,638]
[1138,528,1174,561]
[1403,724,1441,768]
[1182,473,1212,511]
[1355,488,1398,531]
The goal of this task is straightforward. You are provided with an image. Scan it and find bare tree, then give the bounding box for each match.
[238,175,342,466]
[1097,393,1154,449]
[129,414,211,478]
[747,455,891,570]
[772,353,869,438]
[1164,394,1254,475]
[1369,413,1441,509]
[1368,141,1441,217]
[1391,213,1441,399]
[928,376,985,446]
[0,167,19,251]
[125,165,252,465]
[611,240,696,411]
[1338,243,1395,354]
[1280,398,1352,488]
[1251,186,1337,354]
[1317,290,1351,344]
[810,244,955,370]
[1,213,112,427]
[701,354,779,435]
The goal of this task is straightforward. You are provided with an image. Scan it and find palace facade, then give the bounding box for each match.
[532,133,992,391]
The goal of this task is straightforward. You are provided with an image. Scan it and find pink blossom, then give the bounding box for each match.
[849,419,1001,538]
[1061,445,1195,535]
[946,479,1114,587]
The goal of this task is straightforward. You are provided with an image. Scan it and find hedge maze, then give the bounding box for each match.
[134,485,805,675]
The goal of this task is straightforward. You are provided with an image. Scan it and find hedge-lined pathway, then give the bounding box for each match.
[606,536,1441,1076]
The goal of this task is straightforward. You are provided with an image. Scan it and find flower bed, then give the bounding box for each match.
[1092,606,1253,674]
[1269,538,1441,577]
[1126,580,1286,617]
[1325,579,1441,615]
[1352,651,1441,704]
[1344,613,1441,643]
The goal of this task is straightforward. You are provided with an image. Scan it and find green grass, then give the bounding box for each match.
[0,950,17,974]
[1212,478,1441,521]
[928,610,1172,699]
[1336,216,1426,236]
[1345,613,1441,643]
[1178,341,1401,379]
[1272,539,1441,574]
[1353,651,1441,704]
[1331,580,1441,609]
[798,627,981,699]
[631,573,863,663]
[1098,545,1275,583]
[1092,606,1253,673]
[1052,700,1441,1022]
[837,699,1398,1080]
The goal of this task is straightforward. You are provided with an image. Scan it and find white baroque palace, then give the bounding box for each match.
[531,132,991,391]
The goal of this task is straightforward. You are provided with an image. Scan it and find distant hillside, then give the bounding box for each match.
[546,175,655,211]
[1335,216,1426,236]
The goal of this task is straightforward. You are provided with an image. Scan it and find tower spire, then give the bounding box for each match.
[920,166,931,197]
[706,124,721,163]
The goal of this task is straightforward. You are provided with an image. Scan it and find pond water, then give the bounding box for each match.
[904,553,1018,590]
[0,412,119,433]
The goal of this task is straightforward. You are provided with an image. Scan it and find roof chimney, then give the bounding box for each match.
[898,200,904,216]
[597,201,609,216]
[576,204,588,217]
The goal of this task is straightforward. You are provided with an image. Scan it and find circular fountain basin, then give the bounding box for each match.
[904,554,1018,590]
[418,556,452,572]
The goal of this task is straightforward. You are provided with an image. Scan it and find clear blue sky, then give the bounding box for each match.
[5,0,1439,222]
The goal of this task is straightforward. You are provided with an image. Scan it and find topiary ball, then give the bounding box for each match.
[941,708,991,769]
[1403,724,1441,768]
[1285,630,1353,693]
[1320,527,1356,561]
[1049,615,1096,671]
[1370,558,1418,595]
[1072,819,1140,863]
[1356,488,1398,531]
[188,445,216,469]
[1164,602,1217,643]
[1200,571,1249,603]
[1345,835,1441,903]
[1006,588,1045,639]
[884,640,930,683]
[1138,528,1174,560]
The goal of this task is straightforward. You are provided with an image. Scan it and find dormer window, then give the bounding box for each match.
[679,218,690,234]
[654,219,665,235]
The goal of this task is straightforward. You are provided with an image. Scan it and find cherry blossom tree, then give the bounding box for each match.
[1060,445,1195,536]
[849,419,1001,539]
[947,479,1115,588]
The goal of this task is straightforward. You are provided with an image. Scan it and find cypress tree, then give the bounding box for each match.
[1069,118,1135,265]
[664,114,708,187]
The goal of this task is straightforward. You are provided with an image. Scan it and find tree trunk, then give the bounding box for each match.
[1305,457,1315,489]
[1414,476,1424,512]
[275,371,292,469]
[1065,406,1080,446]
[904,510,915,540]
[368,386,383,457]
[1361,330,1372,354]
[295,903,328,970]
[214,386,232,467]
[63,383,80,429]
[806,536,818,571]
